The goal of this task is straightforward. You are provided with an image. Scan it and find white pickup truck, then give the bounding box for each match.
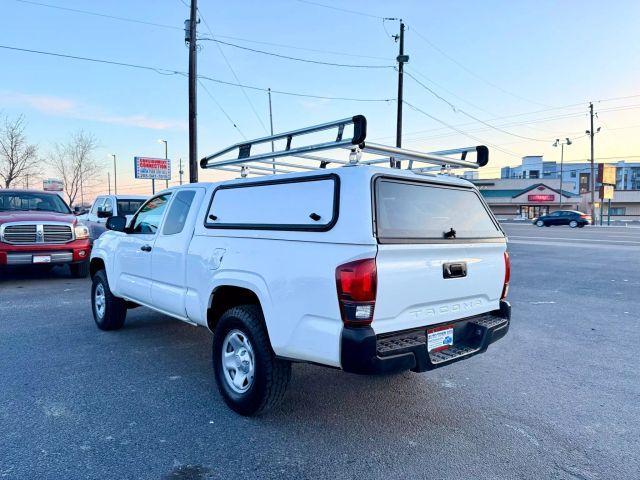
[89,116,510,415]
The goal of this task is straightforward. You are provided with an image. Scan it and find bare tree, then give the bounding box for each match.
[49,131,101,206]
[0,114,39,188]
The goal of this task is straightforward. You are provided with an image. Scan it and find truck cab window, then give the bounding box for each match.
[91,197,105,215]
[162,190,196,235]
[131,194,171,234]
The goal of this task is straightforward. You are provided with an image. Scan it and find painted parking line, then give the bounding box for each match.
[508,240,640,250]
[508,235,640,245]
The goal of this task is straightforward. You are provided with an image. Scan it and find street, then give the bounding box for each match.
[1,225,639,480]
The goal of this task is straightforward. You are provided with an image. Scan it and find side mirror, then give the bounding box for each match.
[97,207,113,218]
[106,215,127,232]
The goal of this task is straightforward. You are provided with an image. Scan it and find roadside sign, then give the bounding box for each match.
[43,178,64,191]
[599,185,614,200]
[134,157,171,180]
[597,164,616,185]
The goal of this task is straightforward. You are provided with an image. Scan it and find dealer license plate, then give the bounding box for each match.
[32,255,51,264]
[427,326,454,352]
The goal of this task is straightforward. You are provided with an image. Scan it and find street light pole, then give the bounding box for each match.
[268,88,275,174]
[112,154,117,195]
[553,138,572,208]
[589,102,595,220]
[159,140,168,189]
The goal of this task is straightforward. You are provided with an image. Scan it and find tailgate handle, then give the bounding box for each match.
[443,262,467,279]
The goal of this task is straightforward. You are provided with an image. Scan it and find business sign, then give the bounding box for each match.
[43,178,64,191]
[528,194,555,202]
[134,157,171,180]
[597,164,616,185]
[599,185,614,200]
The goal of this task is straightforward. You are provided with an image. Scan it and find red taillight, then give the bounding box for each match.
[336,258,377,326]
[501,251,510,300]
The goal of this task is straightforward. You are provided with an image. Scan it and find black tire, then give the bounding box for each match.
[70,260,90,278]
[212,305,291,416]
[569,220,578,228]
[91,270,127,330]
[535,220,545,227]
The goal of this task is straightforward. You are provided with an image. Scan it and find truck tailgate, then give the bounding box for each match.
[373,242,506,334]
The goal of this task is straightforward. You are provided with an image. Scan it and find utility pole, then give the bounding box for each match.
[179,158,184,185]
[393,20,407,168]
[589,102,595,221]
[187,0,198,183]
[25,174,29,189]
[268,88,275,174]
[108,172,111,195]
[112,154,117,195]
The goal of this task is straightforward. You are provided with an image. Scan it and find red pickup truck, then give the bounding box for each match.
[0,189,91,277]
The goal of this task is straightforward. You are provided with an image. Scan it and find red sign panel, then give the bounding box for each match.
[528,194,554,202]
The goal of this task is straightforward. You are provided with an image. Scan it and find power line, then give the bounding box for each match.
[404,69,553,142]
[402,100,522,158]
[408,25,550,108]
[198,37,394,69]
[0,44,184,76]
[197,9,269,133]
[15,0,391,61]
[197,79,247,140]
[0,44,392,102]
[212,34,391,61]
[13,0,182,30]
[294,0,385,19]
[406,66,496,117]
[197,73,394,102]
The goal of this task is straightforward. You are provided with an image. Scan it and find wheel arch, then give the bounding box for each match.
[207,285,266,334]
[90,257,106,278]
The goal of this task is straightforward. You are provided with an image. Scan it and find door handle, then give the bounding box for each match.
[140,244,152,252]
[443,262,467,279]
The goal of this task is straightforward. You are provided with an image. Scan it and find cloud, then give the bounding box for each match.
[0,91,186,131]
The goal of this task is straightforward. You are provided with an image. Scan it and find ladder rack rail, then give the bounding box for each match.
[200,115,488,177]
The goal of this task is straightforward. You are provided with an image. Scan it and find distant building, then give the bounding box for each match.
[474,178,580,220]
[500,156,640,194]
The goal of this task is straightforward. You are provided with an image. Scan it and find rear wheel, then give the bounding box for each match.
[569,220,578,228]
[536,220,545,227]
[212,305,291,416]
[91,270,127,330]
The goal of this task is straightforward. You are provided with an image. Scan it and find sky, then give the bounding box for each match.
[1,0,639,200]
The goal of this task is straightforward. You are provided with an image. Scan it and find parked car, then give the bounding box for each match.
[89,168,511,415]
[0,189,91,277]
[532,210,591,228]
[79,194,147,242]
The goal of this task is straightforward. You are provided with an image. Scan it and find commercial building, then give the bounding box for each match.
[474,178,580,220]
[500,155,640,194]
[579,189,640,222]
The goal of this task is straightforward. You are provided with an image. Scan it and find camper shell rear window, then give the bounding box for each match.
[374,177,504,243]
[205,173,340,231]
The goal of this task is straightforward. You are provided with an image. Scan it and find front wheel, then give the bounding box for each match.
[91,270,127,330]
[212,305,291,416]
[536,220,545,227]
[569,220,578,228]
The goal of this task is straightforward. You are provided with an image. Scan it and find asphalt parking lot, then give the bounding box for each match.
[1,224,639,480]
